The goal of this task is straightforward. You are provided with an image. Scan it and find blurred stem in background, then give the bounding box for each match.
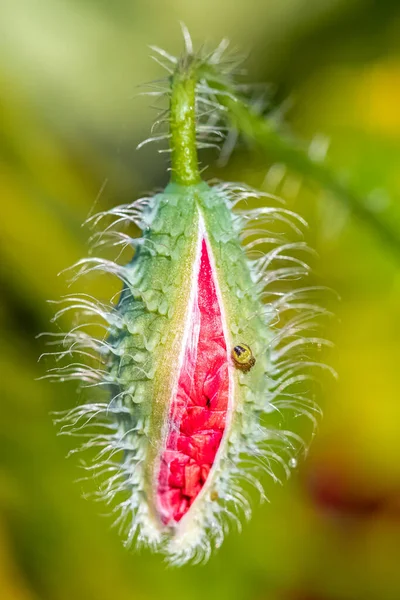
[201,65,400,257]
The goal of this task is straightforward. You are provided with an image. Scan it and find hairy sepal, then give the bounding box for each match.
[47,178,324,565]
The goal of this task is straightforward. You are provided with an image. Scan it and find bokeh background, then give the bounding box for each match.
[1,0,400,599]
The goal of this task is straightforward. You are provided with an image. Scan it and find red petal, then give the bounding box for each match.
[157,239,229,524]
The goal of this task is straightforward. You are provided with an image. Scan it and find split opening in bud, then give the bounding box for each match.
[156,238,230,524]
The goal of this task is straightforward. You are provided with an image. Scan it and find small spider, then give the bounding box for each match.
[231,343,256,373]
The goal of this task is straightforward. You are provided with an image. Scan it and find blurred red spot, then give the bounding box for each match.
[285,593,331,600]
[307,462,400,520]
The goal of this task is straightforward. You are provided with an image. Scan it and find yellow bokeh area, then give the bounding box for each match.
[1,1,400,599]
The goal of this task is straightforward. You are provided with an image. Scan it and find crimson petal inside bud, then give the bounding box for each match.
[157,239,229,524]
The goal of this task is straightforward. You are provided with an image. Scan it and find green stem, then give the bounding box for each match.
[225,95,400,253]
[169,58,201,186]
[202,68,400,257]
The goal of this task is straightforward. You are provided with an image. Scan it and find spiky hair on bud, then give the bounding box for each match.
[41,30,333,565]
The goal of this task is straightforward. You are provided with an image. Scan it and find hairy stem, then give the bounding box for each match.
[170,57,201,186]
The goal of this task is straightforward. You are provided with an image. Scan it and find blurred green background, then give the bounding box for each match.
[1,0,400,599]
